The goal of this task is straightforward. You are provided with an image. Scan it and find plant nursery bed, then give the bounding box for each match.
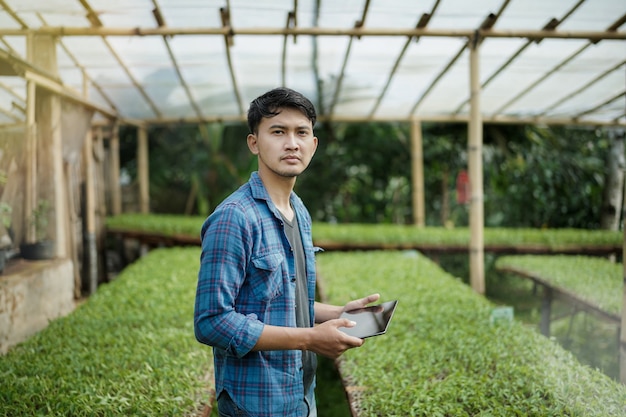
[0,247,214,416]
[106,214,622,256]
[316,250,626,417]
[495,255,622,335]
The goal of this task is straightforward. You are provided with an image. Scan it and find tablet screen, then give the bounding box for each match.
[339,300,398,339]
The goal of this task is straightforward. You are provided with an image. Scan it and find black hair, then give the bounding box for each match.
[247,87,317,134]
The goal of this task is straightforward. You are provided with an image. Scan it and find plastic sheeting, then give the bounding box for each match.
[0,0,623,125]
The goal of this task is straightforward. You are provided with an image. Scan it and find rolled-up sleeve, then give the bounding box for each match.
[194,203,264,358]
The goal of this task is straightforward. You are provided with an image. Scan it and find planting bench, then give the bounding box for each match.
[0,247,214,416]
[317,250,626,417]
[494,255,622,336]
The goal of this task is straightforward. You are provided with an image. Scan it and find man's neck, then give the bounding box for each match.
[258,170,296,221]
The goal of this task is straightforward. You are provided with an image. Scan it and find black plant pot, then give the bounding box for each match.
[20,241,55,260]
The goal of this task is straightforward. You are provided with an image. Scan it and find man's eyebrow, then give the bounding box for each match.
[268,123,311,131]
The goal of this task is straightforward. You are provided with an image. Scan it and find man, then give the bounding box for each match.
[194,87,379,417]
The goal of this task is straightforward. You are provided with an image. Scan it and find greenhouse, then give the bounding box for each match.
[0,0,625,415]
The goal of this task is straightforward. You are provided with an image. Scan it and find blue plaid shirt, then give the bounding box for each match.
[194,172,318,416]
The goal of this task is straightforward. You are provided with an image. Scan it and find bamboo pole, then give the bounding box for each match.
[411,119,425,227]
[1,27,624,41]
[109,122,122,215]
[137,127,150,214]
[468,38,485,294]
[619,170,626,385]
[24,34,37,243]
[82,68,98,294]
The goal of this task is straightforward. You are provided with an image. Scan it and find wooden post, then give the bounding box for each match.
[468,37,485,294]
[619,170,626,385]
[81,66,97,293]
[109,122,122,215]
[31,34,67,257]
[137,126,150,214]
[25,79,36,243]
[83,127,97,294]
[411,119,425,227]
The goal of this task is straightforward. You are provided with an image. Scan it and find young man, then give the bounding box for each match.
[194,87,379,417]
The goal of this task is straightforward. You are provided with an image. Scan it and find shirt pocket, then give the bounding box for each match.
[249,252,285,302]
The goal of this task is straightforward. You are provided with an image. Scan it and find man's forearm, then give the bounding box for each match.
[314,301,343,323]
[252,324,312,351]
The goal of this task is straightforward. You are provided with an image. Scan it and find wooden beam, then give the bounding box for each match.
[1,27,624,41]
[110,112,625,127]
[220,7,244,115]
[23,70,117,120]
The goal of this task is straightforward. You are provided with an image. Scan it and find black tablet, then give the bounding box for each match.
[339,300,398,339]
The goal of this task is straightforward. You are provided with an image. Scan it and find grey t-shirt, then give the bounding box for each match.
[281,211,317,393]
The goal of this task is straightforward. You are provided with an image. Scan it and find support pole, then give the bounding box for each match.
[83,127,97,294]
[619,168,626,385]
[468,37,485,294]
[25,79,36,243]
[411,119,425,227]
[137,126,150,214]
[82,70,97,295]
[109,122,122,215]
[31,34,67,257]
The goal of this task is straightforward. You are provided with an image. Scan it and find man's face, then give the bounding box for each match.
[247,107,318,179]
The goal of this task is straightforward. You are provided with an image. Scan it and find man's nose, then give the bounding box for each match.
[285,133,299,149]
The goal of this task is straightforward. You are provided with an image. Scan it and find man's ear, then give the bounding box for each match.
[247,133,259,155]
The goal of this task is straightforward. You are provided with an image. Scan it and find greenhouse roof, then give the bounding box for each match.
[0,0,624,127]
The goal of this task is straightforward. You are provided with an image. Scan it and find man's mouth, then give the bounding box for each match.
[282,155,300,161]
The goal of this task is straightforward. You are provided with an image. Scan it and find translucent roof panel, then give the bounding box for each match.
[0,0,622,127]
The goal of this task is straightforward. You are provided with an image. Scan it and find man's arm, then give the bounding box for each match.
[252,318,363,359]
[250,293,381,359]
[314,293,381,323]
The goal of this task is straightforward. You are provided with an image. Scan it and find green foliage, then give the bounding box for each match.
[119,123,254,214]
[118,121,610,228]
[30,199,51,241]
[106,214,622,249]
[0,202,11,229]
[317,251,626,416]
[312,222,621,249]
[486,125,608,228]
[0,247,213,416]
[495,255,622,316]
[106,213,205,237]
[299,122,413,223]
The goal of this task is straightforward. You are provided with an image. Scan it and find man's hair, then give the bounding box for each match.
[247,87,317,134]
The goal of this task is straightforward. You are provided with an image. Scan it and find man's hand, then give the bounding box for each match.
[342,293,380,314]
[307,318,364,359]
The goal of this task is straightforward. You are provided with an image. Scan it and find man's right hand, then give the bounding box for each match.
[307,318,364,359]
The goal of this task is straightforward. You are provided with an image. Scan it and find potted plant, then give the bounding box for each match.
[20,199,55,260]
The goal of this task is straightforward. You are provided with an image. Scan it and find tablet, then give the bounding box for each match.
[339,300,398,339]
